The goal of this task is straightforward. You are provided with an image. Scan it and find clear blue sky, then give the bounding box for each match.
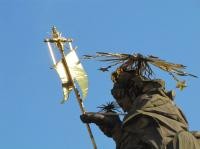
[0,0,200,148]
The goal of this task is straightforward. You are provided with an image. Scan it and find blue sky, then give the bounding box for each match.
[0,0,200,148]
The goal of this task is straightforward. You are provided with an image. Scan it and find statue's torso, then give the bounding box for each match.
[117,89,191,149]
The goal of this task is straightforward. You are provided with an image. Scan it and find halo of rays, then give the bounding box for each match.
[83,52,197,90]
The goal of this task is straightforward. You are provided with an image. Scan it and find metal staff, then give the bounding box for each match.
[44,26,97,149]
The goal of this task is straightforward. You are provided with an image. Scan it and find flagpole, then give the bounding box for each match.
[44,27,97,149]
[60,42,97,149]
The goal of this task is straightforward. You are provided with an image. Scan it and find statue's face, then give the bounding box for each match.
[111,86,133,112]
[115,95,132,112]
[111,72,140,112]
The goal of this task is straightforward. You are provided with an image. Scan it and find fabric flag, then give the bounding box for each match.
[54,50,88,103]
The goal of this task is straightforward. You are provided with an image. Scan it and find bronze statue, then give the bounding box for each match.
[81,52,200,149]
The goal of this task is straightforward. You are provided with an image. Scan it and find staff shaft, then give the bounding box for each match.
[60,45,97,149]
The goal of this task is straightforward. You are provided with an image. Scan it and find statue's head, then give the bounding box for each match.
[111,69,165,112]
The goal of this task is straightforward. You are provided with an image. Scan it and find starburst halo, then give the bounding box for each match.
[83,52,197,90]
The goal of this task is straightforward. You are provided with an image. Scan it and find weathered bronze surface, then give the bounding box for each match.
[81,53,199,149]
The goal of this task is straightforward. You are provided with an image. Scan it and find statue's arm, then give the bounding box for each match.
[80,112,122,142]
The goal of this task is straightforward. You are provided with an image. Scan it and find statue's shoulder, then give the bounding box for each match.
[122,89,174,125]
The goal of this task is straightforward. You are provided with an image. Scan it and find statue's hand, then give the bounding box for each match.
[80,112,122,137]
